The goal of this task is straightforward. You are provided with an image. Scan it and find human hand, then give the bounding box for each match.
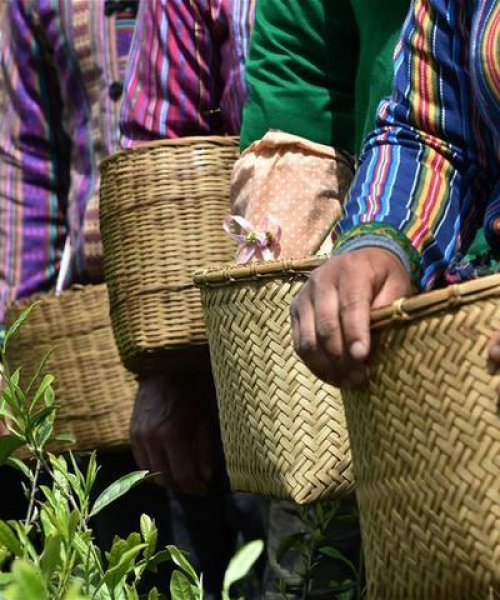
[130,372,216,496]
[291,248,412,388]
[488,334,500,394]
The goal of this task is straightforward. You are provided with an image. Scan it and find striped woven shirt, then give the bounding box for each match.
[0,0,137,323]
[120,0,256,146]
[336,0,500,289]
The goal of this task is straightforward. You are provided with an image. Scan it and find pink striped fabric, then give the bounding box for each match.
[120,0,255,146]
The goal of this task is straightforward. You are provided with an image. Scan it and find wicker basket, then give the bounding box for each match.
[343,274,500,599]
[99,136,239,374]
[194,258,354,505]
[5,285,137,454]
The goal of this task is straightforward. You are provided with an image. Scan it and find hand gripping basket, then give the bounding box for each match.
[343,274,500,599]
[193,257,354,505]
[99,136,239,374]
[5,285,137,454]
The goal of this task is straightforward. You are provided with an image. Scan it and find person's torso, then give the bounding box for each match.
[28,0,138,282]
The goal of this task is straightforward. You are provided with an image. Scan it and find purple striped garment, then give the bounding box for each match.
[120,0,255,146]
[0,0,137,323]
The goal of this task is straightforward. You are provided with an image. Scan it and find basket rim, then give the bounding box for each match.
[6,283,108,311]
[194,259,500,330]
[371,273,500,329]
[193,256,328,286]
[99,135,240,171]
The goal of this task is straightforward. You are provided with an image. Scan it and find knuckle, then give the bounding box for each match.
[316,317,340,341]
[339,293,363,312]
[296,336,317,357]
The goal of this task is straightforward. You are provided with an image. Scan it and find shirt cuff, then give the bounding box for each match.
[332,224,422,289]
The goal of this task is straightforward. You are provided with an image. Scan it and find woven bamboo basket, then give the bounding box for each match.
[99,136,239,374]
[343,274,500,599]
[194,257,354,505]
[5,285,137,454]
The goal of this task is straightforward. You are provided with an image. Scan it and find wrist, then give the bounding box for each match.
[333,223,421,289]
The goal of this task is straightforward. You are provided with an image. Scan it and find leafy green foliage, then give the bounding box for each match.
[0,305,263,600]
[223,540,264,599]
[275,501,365,600]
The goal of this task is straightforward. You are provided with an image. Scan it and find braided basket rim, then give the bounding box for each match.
[195,260,500,332]
[99,135,240,172]
[193,256,328,286]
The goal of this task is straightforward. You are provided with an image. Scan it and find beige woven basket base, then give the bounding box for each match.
[5,286,137,454]
[100,137,238,373]
[344,275,500,599]
[197,259,354,505]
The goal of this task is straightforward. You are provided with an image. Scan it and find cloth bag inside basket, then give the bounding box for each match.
[230,130,354,259]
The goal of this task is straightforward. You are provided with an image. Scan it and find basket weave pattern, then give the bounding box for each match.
[196,259,354,504]
[6,286,137,453]
[100,137,239,373]
[344,276,500,599]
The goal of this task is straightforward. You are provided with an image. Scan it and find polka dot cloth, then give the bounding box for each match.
[230,130,354,259]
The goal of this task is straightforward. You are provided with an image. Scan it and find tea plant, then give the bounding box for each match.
[0,305,262,599]
[275,500,365,600]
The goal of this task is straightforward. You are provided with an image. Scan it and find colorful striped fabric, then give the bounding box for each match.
[0,0,137,323]
[335,0,500,289]
[120,0,256,146]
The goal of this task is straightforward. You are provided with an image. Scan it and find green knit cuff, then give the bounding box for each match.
[332,223,422,288]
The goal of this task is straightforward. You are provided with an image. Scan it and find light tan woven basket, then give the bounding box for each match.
[194,257,354,505]
[99,136,239,374]
[5,285,137,454]
[344,274,500,599]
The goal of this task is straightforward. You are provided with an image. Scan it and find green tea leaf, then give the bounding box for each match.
[145,549,171,573]
[9,522,38,561]
[4,560,48,600]
[318,546,357,574]
[0,521,22,557]
[170,570,196,600]
[63,582,88,600]
[26,349,54,396]
[223,540,264,596]
[275,532,305,563]
[53,433,76,445]
[0,436,25,466]
[3,304,37,350]
[84,452,99,496]
[30,374,54,411]
[101,544,145,591]
[140,515,158,561]
[40,534,62,577]
[90,471,148,518]
[30,406,56,429]
[44,385,55,408]
[166,546,198,584]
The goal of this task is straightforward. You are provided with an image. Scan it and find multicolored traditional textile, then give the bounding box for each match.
[335,0,500,289]
[0,0,138,323]
[120,0,256,146]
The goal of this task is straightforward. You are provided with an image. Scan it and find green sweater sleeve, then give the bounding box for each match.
[240,0,359,153]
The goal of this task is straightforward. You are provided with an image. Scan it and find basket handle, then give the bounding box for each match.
[56,237,72,297]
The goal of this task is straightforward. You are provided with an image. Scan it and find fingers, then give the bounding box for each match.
[293,257,368,387]
[291,284,339,384]
[490,331,500,365]
[291,250,412,388]
[336,266,374,385]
